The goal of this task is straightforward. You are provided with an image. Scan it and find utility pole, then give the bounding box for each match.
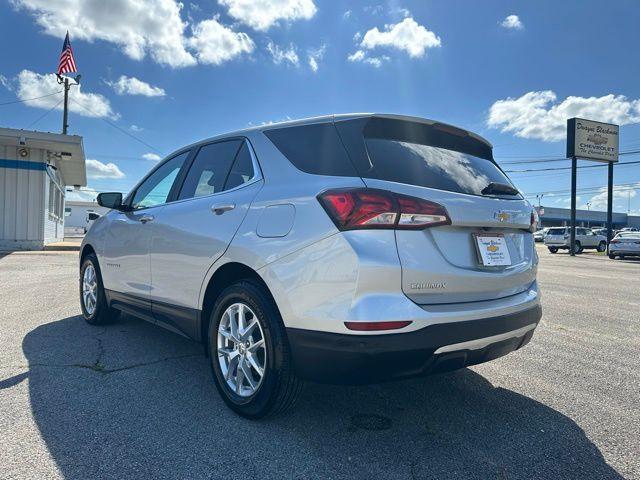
[586,202,591,228]
[536,194,544,228]
[570,156,577,256]
[62,76,69,134]
[56,74,80,135]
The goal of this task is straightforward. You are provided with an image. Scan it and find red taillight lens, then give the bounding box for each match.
[318,188,450,231]
[344,321,412,331]
[610,239,619,244]
[530,210,538,233]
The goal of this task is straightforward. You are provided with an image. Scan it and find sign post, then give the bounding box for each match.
[566,118,619,256]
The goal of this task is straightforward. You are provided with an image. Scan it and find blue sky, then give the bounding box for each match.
[1,0,639,214]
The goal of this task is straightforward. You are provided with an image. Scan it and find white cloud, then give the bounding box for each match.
[86,159,125,179]
[142,153,161,161]
[66,186,99,202]
[107,75,165,97]
[343,9,352,20]
[12,0,255,68]
[347,49,388,68]
[487,91,640,142]
[16,70,116,119]
[187,16,255,65]
[0,74,13,91]
[267,41,299,66]
[307,44,326,72]
[582,184,639,211]
[130,125,143,132]
[358,17,441,58]
[218,0,317,31]
[501,14,523,30]
[12,0,197,68]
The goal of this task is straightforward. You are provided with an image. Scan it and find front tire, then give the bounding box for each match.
[80,254,119,325]
[208,281,302,419]
[574,241,583,254]
[608,254,616,259]
[597,241,607,252]
[548,247,558,253]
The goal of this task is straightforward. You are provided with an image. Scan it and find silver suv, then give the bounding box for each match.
[80,114,542,418]
[544,227,607,254]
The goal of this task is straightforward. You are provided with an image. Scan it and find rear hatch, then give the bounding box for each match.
[545,227,568,245]
[335,115,536,305]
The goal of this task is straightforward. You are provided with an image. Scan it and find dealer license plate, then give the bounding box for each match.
[474,234,512,266]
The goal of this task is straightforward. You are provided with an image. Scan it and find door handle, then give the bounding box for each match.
[211,203,235,215]
[139,215,155,224]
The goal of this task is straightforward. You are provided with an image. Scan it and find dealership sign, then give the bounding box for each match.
[567,118,619,162]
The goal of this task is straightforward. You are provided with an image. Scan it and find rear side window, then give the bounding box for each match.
[178,140,242,200]
[547,228,567,235]
[264,123,357,176]
[224,142,255,190]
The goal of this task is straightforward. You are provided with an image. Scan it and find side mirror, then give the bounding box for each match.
[87,212,100,221]
[97,192,126,210]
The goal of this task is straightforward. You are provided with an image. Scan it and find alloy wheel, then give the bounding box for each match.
[82,264,98,315]
[217,302,266,397]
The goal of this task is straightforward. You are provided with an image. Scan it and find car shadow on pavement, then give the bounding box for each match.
[19,314,623,480]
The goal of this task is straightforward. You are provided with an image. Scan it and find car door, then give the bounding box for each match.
[149,139,263,339]
[101,151,190,318]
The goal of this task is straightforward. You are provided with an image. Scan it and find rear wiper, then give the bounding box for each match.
[481,182,520,196]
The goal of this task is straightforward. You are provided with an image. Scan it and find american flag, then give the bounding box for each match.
[57,32,77,75]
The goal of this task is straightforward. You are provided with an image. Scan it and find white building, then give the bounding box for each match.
[0,127,86,250]
[64,199,109,235]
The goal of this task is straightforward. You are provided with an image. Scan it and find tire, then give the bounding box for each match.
[608,254,616,259]
[208,280,302,419]
[597,241,607,252]
[574,241,583,254]
[548,247,558,253]
[80,253,120,325]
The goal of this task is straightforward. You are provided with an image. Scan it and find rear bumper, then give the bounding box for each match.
[287,304,542,384]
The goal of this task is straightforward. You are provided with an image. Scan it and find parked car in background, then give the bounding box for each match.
[79,113,542,418]
[608,232,640,259]
[620,227,639,233]
[591,227,607,236]
[544,227,607,253]
[534,227,549,242]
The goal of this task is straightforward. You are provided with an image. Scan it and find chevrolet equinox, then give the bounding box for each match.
[80,114,542,418]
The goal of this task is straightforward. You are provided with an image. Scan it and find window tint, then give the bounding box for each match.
[547,228,567,235]
[264,123,357,176]
[178,140,242,200]
[132,151,189,209]
[363,138,518,197]
[224,141,255,190]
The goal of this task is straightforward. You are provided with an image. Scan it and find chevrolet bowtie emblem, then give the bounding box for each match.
[495,212,511,222]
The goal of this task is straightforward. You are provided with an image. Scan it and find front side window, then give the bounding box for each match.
[131,151,189,209]
[178,140,252,200]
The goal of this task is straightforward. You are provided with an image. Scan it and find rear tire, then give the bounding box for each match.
[208,281,302,419]
[574,241,583,254]
[80,254,120,325]
[548,247,558,253]
[608,254,616,259]
[597,241,607,252]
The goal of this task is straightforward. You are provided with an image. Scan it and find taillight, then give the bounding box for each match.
[610,239,619,244]
[530,210,538,233]
[317,188,451,231]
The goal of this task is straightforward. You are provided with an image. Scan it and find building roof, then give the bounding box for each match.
[0,127,86,186]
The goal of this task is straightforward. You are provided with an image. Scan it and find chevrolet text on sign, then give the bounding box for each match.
[567,118,619,163]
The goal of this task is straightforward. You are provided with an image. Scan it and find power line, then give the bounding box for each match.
[0,90,63,107]
[71,97,163,154]
[505,160,640,173]
[497,149,640,166]
[25,98,64,129]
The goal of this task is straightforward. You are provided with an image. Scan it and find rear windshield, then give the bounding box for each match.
[363,138,517,197]
[265,117,519,198]
[547,228,567,235]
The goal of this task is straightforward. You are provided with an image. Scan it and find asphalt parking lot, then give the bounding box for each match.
[0,246,638,479]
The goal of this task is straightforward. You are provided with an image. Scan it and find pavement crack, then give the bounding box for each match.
[5,353,203,375]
